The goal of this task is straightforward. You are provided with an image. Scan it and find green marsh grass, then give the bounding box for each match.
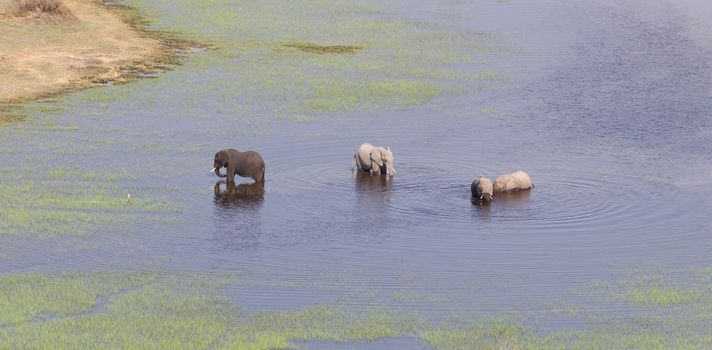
[0,167,177,237]
[0,271,162,325]
[2,268,712,349]
[0,271,422,349]
[284,42,364,54]
[126,0,508,118]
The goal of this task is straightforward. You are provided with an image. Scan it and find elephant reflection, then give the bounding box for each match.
[212,181,264,252]
[494,189,531,203]
[354,171,393,195]
[352,171,393,233]
[213,181,264,209]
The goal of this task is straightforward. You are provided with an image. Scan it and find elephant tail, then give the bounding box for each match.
[352,153,356,172]
[261,165,265,183]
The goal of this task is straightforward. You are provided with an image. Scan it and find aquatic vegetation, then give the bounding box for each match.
[626,286,702,306]
[225,307,423,349]
[0,112,26,126]
[124,0,507,117]
[0,167,178,237]
[421,320,542,350]
[0,271,162,325]
[607,271,708,306]
[2,268,712,349]
[304,79,442,113]
[0,271,420,349]
[284,42,364,54]
[0,271,232,348]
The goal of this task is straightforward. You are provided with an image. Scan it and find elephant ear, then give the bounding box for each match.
[370,151,384,167]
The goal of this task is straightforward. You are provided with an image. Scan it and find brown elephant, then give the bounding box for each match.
[210,148,265,184]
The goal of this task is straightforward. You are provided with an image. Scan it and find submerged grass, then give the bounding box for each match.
[125,0,507,118]
[613,273,706,306]
[421,320,543,350]
[2,268,712,349]
[0,271,420,349]
[0,166,177,237]
[284,41,364,54]
[0,112,26,126]
[0,271,162,325]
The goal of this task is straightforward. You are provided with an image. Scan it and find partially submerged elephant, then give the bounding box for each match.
[353,143,396,176]
[210,148,265,184]
[493,170,533,193]
[471,176,494,202]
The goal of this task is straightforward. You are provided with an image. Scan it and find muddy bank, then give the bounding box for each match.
[0,0,186,113]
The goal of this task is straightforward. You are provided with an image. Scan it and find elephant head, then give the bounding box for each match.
[370,147,396,176]
[211,150,229,178]
[476,177,494,202]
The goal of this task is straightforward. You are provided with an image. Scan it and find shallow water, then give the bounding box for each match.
[1,0,712,340]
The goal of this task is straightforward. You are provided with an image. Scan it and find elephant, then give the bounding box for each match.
[352,143,396,176]
[210,148,265,184]
[471,176,494,202]
[493,170,533,193]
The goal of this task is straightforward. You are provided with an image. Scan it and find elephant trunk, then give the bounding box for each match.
[215,165,226,178]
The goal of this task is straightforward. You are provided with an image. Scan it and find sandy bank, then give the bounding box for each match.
[0,0,174,110]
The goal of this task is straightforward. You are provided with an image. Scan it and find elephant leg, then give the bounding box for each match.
[355,154,365,172]
[370,161,381,175]
[254,167,264,183]
[227,166,236,183]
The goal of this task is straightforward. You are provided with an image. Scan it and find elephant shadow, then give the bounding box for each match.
[213,181,264,209]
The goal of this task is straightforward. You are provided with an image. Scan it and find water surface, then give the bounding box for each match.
[1,0,711,343]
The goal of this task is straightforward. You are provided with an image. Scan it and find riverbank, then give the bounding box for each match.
[0,0,184,120]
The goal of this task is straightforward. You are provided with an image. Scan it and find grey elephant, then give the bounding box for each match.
[493,170,533,193]
[210,148,265,184]
[471,176,494,201]
[353,143,396,176]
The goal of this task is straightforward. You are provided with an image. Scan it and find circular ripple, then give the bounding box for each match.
[383,164,686,236]
[246,139,695,240]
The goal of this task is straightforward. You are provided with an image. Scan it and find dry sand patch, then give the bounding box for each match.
[0,0,168,105]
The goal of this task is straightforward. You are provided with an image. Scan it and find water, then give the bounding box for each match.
[1,0,711,334]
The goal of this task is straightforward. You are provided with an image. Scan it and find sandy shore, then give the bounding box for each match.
[0,0,175,111]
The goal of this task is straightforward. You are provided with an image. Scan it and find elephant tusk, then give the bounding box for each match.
[209,167,216,174]
[392,169,397,174]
